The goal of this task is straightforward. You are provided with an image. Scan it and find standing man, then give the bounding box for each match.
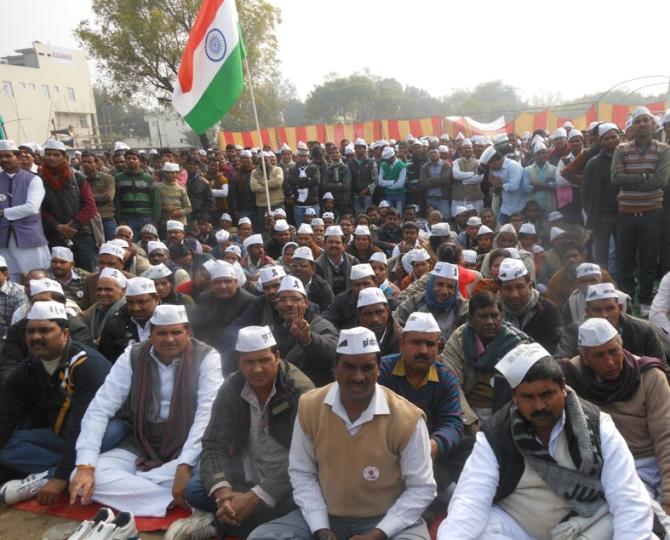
[184,157,214,229]
[450,139,484,216]
[480,147,527,225]
[80,151,116,240]
[322,147,352,217]
[523,142,557,217]
[286,144,320,225]
[349,138,378,213]
[249,326,436,540]
[250,151,285,227]
[612,106,670,316]
[419,147,452,221]
[0,140,50,280]
[378,147,407,214]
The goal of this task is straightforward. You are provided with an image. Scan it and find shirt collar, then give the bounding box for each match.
[241,380,277,409]
[324,382,389,428]
[0,281,10,294]
[392,357,440,388]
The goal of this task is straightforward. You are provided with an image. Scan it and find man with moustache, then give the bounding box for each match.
[356,287,400,356]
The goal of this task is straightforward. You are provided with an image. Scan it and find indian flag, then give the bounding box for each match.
[172,0,246,134]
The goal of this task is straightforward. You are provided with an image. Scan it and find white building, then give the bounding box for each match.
[0,42,100,148]
[144,110,193,149]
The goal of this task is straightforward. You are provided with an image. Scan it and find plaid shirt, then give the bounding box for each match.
[0,281,27,338]
[48,268,90,310]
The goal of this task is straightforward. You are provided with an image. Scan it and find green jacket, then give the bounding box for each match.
[114,170,161,222]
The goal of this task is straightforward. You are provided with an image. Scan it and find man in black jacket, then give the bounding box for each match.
[286,145,321,225]
[556,282,665,361]
[356,286,400,356]
[323,263,384,330]
[289,246,334,313]
[185,157,214,228]
[166,326,314,539]
[0,301,119,506]
[350,138,378,213]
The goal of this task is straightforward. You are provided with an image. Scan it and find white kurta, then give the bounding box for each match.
[0,173,50,281]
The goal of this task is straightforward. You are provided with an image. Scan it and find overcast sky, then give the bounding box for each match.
[2,0,669,104]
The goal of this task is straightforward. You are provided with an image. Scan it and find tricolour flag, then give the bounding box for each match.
[172,0,246,134]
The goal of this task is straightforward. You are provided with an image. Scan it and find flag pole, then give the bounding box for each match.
[243,57,273,217]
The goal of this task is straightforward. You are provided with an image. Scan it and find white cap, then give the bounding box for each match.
[325,225,344,238]
[430,261,459,280]
[322,212,335,220]
[479,146,498,165]
[336,327,380,355]
[578,318,619,348]
[166,220,184,231]
[576,263,601,279]
[215,229,230,243]
[27,300,67,321]
[460,139,473,147]
[109,238,129,249]
[369,252,387,266]
[149,304,188,326]
[586,282,618,302]
[273,208,287,218]
[243,234,264,249]
[498,258,528,282]
[478,225,494,236]
[562,121,575,129]
[350,263,375,281]
[518,223,536,235]
[147,241,168,254]
[357,287,388,308]
[454,205,469,216]
[0,140,19,152]
[550,227,567,242]
[238,216,252,226]
[274,219,290,232]
[113,141,130,151]
[496,343,552,388]
[598,122,618,138]
[29,278,64,298]
[279,143,292,153]
[142,263,172,280]
[403,312,441,334]
[462,250,477,264]
[378,200,390,208]
[322,192,335,201]
[533,141,548,153]
[430,222,451,237]
[310,218,324,226]
[162,162,180,173]
[259,265,286,285]
[354,225,371,236]
[224,244,241,257]
[297,223,313,235]
[550,127,568,140]
[547,211,563,222]
[631,106,652,121]
[44,139,66,152]
[498,223,516,235]
[568,129,583,140]
[51,246,74,262]
[236,325,277,352]
[99,267,128,288]
[438,144,450,153]
[126,277,157,296]
[411,248,430,263]
[99,243,125,261]
[494,133,509,145]
[209,260,238,280]
[277,275,306,296]
[381,147,395,160]
[292,246,314,261]
[466,216,482,227]
[198,149,207,156]
[455,132,465,140]
[240,149,252,158]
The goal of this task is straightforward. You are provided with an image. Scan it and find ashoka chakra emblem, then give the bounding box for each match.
[205,29,227,62]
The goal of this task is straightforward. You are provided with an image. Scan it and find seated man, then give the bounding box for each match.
[556,283,665,361]
[0,302,116,506]
[323,263,384,330]
[98,277,160,362]
[167,326,314,539]
[0,255,27,339]
[290,246,334,313]
[81,242,133,310]
[272,275,338,387]
[441,291,529,429]
[562,262,604,326]
[357,287,401,356]
[314,225,360,296]
[439,343,657,539]
[497,258,562,353]
[249,327,436,540]
[47,246,90,310]
[379,312,463,498]
[561,318,670,512]
[69,305,223,517]
[80,268,127,345]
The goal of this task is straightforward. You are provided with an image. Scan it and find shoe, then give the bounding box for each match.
[0,470,49,505]
[164,509,217,540]
[85,511,138,540]
[67,507,115,540]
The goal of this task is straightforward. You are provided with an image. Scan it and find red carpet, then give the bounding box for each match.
[13,495,190,532]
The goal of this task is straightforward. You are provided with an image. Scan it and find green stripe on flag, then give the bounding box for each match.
[183,41,245,134]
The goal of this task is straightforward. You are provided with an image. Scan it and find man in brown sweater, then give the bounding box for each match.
[560,318,670,513]
[248,327,436,540]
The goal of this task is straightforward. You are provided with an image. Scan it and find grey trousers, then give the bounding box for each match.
[248,508,430,539]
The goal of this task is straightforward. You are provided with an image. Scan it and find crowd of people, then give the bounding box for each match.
[0,104,669,539]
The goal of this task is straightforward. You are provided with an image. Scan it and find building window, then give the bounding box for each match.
[79,115,88,128]
[52,85,59,93]
[41,84,50,98]
[67,87,75,101]
[1,82,13,97]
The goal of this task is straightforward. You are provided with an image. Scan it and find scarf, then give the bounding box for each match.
[559,351,664,404]
[463,321,526,372]
[501,288,541,328]
[41,162,72,192]
[89,298,126,340]
[331,159,344,183]
[131,340,198,470]
[510,388,605,517]
[425,274,458,310]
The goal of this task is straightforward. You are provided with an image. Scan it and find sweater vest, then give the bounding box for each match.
[617,140,668,213]
[0,169,47,248]
[381,160,407,195]
[298,384,423,518]
[452,157,483,201]
[116,171,156,216]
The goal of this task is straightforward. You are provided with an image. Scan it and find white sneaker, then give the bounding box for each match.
[0,470,49,505]
[164,509,217,540]
[85,511,138,540]
[67,507,115,540]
